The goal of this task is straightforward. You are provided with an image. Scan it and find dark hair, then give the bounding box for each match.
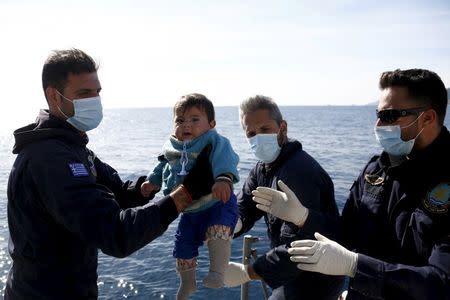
[42,48,98,99]
[239,95,283,126]
[379,69,448,125]
[174,93,215,122]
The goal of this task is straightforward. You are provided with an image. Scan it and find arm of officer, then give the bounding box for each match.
[289,232,450,299]
[253,179,342,241]
[31,145,213,258]
[93,155,157,209]
[223,245,297,288]
[352,237,450,299]
[139,156,167,198]
[340,171,450,299]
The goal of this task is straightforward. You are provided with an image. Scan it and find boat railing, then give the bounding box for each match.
[240,235,269,300]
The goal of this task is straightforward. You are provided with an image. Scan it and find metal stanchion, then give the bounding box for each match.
[240,235,269,300]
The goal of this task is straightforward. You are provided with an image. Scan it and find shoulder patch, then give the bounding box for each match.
[423,182,450,214]
[68,163,89,177]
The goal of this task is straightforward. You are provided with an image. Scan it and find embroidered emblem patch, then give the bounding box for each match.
[423,182,450,214]
[68,163,89,177]
[364,174,384,186]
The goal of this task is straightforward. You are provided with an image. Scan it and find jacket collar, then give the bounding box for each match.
[262,138,302,173]
[12,109,88,154]
[379,126,450,174]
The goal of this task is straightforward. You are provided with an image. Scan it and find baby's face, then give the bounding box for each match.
[174,106,215,141]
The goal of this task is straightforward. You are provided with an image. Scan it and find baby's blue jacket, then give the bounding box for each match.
[147,129,239,211]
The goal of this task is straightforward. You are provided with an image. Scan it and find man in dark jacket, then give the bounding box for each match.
[253,69,450,299]
[224,96,343,299]
[5,48,214,300]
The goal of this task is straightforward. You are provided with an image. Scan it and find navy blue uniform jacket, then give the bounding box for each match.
[235,139,343,300]
[304,127,450,299]
[6,110,178,299]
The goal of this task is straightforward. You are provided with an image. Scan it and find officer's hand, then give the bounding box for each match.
[289,232,358,277]
[251,180,308,227]
[181,144,214,200]
[223,262,251,287]
[140,181,159,198]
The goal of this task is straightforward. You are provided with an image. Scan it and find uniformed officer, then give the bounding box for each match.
[5,48,215,300]
[252,69,450,299]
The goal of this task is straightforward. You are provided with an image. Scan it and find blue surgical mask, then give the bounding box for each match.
[247,133,281,163]
[57,91,103,132]
[374,113,424,156]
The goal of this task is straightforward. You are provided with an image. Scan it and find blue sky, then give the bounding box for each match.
[1,0,449,120]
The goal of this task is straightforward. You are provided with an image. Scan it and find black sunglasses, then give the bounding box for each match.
[376,106,428,124]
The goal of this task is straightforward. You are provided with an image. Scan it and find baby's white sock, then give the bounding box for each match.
[176,259,197,300]
[203,238,231,288]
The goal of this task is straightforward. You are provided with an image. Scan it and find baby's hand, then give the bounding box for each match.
[140,181,159,198]
[212,181,231,203]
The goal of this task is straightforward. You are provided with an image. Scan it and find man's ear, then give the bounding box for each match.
[280,120,288,135]
[278,120,288,145]
[210,120,216,128]
[45,86,59,108]
[422,109,436,126]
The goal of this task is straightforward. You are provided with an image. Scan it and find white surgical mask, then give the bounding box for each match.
[247,133,281,163]
[57,90,103,132]
[374,113,424,156]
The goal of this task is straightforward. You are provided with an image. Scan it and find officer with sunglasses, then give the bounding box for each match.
[251,69,450,299]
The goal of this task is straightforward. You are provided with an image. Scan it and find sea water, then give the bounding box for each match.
[1,106,446,299]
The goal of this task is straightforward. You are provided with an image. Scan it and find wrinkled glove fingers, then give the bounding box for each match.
[290,248,321,264]
[255,204,271,213]
[255,186,278,196]
[296,262,319,272]
[251,190,273,201]
[290,239,317,248]
[252,195,272,206]
[288,243,318,256]
[290,255,310,263]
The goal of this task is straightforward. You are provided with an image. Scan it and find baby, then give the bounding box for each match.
[141,93,239,300]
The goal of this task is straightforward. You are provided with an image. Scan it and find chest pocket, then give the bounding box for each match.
[361,182,386,214]
[354,181,391,254]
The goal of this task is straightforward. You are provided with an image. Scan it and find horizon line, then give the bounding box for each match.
[103,103,379,110]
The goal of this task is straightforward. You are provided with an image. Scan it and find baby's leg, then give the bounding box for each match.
[203,225,233,288]
[176,258,197,300]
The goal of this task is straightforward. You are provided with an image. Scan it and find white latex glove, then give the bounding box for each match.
[223,262,251,287]
[252,180,309,226]
[288,232,358,277]
[233,218,243,234]
[339,290,348,300]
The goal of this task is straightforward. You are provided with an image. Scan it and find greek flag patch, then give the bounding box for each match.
[68,163,89,177]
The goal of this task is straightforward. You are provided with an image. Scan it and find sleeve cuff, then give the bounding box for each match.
[252,245,301,289]
[155,196,179,228]
[299,209,339,241]
[300,209,322,235]
[350,253,384,299]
